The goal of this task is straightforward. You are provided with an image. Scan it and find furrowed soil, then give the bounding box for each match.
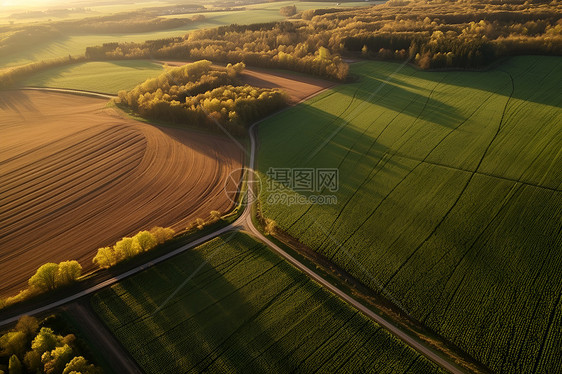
[0,90,243,297]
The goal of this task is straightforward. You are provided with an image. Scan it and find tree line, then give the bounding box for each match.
[117,60,288,134]
[80,0,560,75]
[0,56,86,89]
[92,227,175,269]
[84,22,349,80]
[311,0,561,69]
[0,226,175,309]
[1,0,560,86]
[0,209,228,309]
[0,316,100,374]
[0,261,83,309]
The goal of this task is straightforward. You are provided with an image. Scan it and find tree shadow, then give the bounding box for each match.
[0,89,39,113]
[108,60,161,70]
[92,232,390,372]
[350,56,562,109]
[338,70,465,129]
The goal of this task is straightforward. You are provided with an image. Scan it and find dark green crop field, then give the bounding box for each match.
[91,233,442,373]
[257,56,562,373]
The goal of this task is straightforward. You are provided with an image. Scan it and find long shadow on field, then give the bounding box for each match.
[157,125,241,165]
[0,90,39,114]
[96,233,382,372]
[350,56,562,109]
[108,60,160,70]
[338,70,464,129]
[258,102,418,191]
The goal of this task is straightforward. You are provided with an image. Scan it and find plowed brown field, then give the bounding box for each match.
[0,90,243,297]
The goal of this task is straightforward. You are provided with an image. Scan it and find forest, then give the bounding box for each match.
[85,22,349,80]
[84,0,561,72]
[118,60,288,134]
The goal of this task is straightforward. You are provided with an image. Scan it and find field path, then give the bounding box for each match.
[0,89,243,297]
[62,301,142,374]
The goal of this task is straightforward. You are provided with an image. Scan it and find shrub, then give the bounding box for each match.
[92,247,117,269]
[280,5,297,17]
[8,355,22,374]
[28,263,59,292]
[42,344,74,374]
[134,231,157,252]
[0,332,26,357]
[27,261,82,293]
[150,226,175,244]
[55,261,82,287]
[31,328,61,356]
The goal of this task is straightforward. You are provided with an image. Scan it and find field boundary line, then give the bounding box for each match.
[21,86,116,99]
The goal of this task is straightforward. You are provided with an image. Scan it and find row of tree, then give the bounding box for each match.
[310,0,561,68]
[92,227,175,269]
[81,0,560,74]
[0,316,100,374]
[118,60,288,134]
[0,227,175,309]
[0,212,229,309]
[84,22,349,80]
[2,0,559,83]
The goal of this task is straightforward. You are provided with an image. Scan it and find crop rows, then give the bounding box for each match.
[91,233,443,373]
[257,56,562,372]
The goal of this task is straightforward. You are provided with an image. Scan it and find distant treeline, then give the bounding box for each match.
[307,0,562,68]
[81,0,561,75]
[118,60,287,134]
[0,12,205,56]
[85,22,349,80]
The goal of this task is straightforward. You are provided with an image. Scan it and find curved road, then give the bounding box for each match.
[0,87,466,374]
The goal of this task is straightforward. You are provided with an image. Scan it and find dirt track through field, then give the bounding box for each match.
[0,90,243,297]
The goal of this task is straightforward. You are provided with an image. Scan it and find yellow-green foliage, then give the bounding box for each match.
[28,261,82,292]
[92,227,175,269]
[118,60,287,133]
[86,0,560,72]
[0,316,100,374]
[149,227,175,244]
[264,218,277,236]
[0,260,84,308]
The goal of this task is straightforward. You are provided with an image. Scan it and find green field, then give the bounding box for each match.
[91,233,443,373]
[0,1,377,69]
[22,60,164,93]
[257,55,562,373]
